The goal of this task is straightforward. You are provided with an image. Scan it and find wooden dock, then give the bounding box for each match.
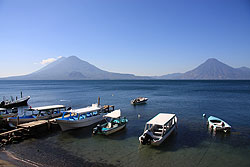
[0,118,58,145]
[0,105,115,146]
[102,105,115,112]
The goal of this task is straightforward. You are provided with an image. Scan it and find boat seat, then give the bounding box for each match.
[107,122,112,128]
[153,132,162,136]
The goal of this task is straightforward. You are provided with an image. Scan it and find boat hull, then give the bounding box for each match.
[139,125,177,146]
[0,113,17,119]
[104,124,126,135]
[208,116,231,133]
[151,126,176,146]
[8,113,62,126]
[8,116,37,126]
[0,96,30,108]
[56,114,105,131]
[95,123,126,135]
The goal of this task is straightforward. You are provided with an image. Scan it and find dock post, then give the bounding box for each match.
[98,97,100,106]
[17,116,19,126]
[21,91,23,98]
[47,120,51,130]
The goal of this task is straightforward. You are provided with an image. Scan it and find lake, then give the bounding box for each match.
[1,80,250,167]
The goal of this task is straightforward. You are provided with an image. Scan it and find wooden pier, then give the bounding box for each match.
[0,118,58,146]
[102,105,115,112]
[0,104,115,146]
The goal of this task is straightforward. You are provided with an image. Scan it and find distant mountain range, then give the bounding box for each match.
[1,56,250,80]
[157,58,250,80]
[2,56,149,80]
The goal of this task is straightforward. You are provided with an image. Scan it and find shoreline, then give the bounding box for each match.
[0,148,41,167]
[0,136,116,167]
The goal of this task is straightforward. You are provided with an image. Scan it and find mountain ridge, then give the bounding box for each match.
[2,56,150,80]
[1,56,250,80]
[157,58,250,79]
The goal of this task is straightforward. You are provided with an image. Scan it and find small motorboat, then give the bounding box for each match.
[0,96,30,108]
[0,108,17,119]
[93,109,128,135]
[56,103,105,131]
[131,97,148,105]
[207,116,231,133]
[139,113,177,146]
[8,105,66,126]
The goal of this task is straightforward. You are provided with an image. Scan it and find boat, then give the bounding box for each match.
[8,105,66,126]
[0,96,30,108]
[131,97,148,105]
[56,103,105,131]
[0,108,17,119]
[93,109,128,135]
[139,113,177,146]
[207,116,231,133]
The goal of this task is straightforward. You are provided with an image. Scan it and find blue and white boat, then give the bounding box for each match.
[208,116,231,133]
[92,109,128,135]
[56,104,104,131]
[8,105,66,126]
[0,108,17,119]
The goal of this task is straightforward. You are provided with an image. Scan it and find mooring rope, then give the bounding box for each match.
[196,136,213,166]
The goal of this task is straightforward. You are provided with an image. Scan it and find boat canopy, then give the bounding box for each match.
[65,104,101,114]
[31,105,65,111]
[0,108,7,111]
[147,113,175,126]
[104,109,121,118]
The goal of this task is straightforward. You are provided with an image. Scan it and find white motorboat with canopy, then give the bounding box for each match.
[93,109,128,135]
[8,105,66,126]
[139,113,177,146]
[56,103,104,131]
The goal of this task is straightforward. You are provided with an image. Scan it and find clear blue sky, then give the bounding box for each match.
[0,0,250,77]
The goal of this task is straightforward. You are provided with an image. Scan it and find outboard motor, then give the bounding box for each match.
[140,130,153,145]
[67,107,72,111]
[1,101,5,106]
[93,124,102,135]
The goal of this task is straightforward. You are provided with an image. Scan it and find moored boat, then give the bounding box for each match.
[8,105,66,126]
[93,109,128,135]
[56,103,104,131]
[207,116,231,133]
[0,108,17,119]
[0,96,30,108]
[131,97,148,105]
[139,113,177,146]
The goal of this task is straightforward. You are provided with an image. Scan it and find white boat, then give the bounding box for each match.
[56,104,104,131]
[208,116,231,133]
[0,108,17,119]
[93,109,128,135]
[131,97,148,105]
[8,105,66,126]
[139,113,177,146]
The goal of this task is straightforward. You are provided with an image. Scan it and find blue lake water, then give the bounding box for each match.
[1,80,250,167]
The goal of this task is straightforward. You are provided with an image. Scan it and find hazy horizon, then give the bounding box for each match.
[0,0,250,77]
